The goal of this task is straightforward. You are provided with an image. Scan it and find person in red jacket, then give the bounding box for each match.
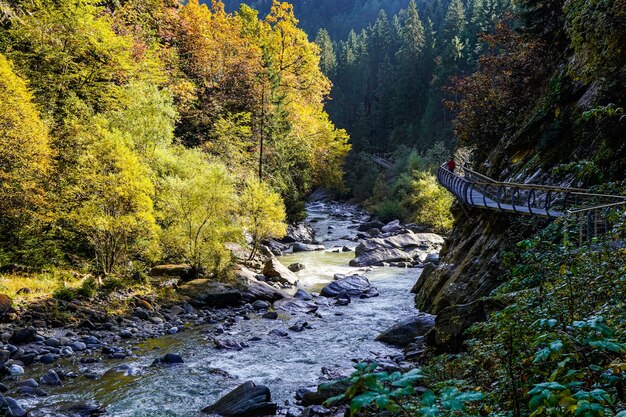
[446,158,456,172]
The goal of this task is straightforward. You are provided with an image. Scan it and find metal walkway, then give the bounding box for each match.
[437,164,626,243]
[372,153,394,169]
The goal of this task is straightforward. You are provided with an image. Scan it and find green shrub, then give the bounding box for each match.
[324,362,484,416]
[76,277,97,298]
[53,286,76,301]
[374,199,406,223]
[99,277,126,294]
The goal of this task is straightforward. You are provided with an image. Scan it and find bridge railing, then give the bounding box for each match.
[437,163,626,219]
[563,201,626,245]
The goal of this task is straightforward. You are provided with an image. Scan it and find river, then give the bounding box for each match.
[24,202,423,416]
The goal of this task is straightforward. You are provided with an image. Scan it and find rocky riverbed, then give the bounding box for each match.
[0,201,441,417]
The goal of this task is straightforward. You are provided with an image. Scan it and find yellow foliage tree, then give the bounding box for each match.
[69,118,159,274]
[157,147,240,276]
[239,179,287,259]
[410,172,454,233]
[0,53,52,238]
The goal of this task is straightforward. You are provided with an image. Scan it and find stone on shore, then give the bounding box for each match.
[375,314,436,347]
[177,280,242,308]
[202,381,277,416]
[350,231,444,267]
[262,259,298,285]
[320,275,379,299]
[40,370,62,386]
[10,327,37,344]
[235,267,290,302]
[280,223,316,244]
[149,264,196,282]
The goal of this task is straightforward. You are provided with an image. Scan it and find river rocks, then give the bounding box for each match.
[294,289,313,301]
[40,370,62,386]
[5,396,26,417]
[292,242,325,253]
[35,401,106,417]
[262,311,278,320]
[213,338,244,351]
[320,275,379,299]
[357,220,385,232]
[381,219,402,234]
[350,231,444,267]
[288,263,305,272]
[424,298,505,353]
[252,300,270,311]
[269,329,288,337]
[375,313,436,347]
[10,327,37,344]
[9,364,24,377]
[235,267,290,303]
[281,223,316,244]
[177,280,242,308]
[261,259,298,285]
[202,381,277,416]
[274,299,318,315]
[152,353,184,365]
[289,321,311,332]
[0,350,10,366]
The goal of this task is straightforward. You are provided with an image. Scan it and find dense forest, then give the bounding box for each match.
[0,0,625,416]
[0,0,349,276]
[222,0,413,39]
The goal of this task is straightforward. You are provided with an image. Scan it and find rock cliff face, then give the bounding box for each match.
[414,195,552,315]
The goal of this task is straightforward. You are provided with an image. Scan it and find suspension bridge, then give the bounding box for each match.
[369,153,626,243]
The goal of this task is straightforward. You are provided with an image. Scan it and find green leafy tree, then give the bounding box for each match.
[239,179,287,259]
[157,148,239,276]
[0,53,53,263]
[69,118,159,275]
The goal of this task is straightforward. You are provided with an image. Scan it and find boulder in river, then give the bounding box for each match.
[375,313,436,347]
[152,353,184,366]
[261,259,298,285]
[235,266,290,303]
[4,396,26,417]
[280,223,316,244]
[202,381,277,416]
[274,298,318,314]
[39,370,62,386]
[288,263,305,272]
[292,242,325,253]
[53,401,106,416]
[349,231,444,267]
[320,275,379,299]
[177,280,242,308]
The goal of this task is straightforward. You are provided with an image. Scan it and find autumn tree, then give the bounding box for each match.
[68,119,159,275]
[239,179,287,259]
[157,148,240,276]
[0,53,53,263]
